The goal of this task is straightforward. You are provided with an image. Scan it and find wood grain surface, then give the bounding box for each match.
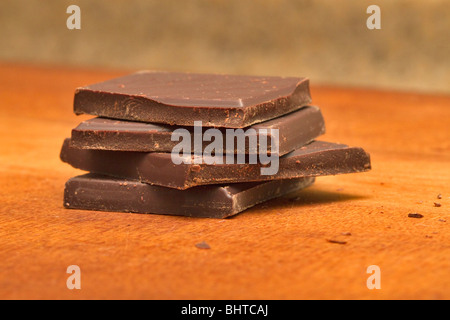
[0,64,449,300]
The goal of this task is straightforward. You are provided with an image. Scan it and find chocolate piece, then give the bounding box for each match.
[64,173,315,218]
[326,239,347,245]
[195,242,211,249]
[73,71,311,128]
[408,213,424,218]
[70,106,325,156]
[60,139,371,190]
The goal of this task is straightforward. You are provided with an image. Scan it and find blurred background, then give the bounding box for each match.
[1,0,449,93]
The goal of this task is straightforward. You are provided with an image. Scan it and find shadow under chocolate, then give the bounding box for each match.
[229,187,369,218]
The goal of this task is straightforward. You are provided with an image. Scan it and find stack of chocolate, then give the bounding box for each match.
[60,71,370,218]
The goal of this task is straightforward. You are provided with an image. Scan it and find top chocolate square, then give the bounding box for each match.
[74,71,311,128]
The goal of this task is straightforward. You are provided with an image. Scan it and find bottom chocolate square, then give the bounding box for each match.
[64,174,315,218]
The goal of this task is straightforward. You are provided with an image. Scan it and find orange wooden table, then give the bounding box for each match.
[0,64,449,300]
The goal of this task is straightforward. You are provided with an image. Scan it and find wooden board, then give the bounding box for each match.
[0,64,449,299]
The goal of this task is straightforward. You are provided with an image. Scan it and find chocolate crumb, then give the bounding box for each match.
[437,194,442,199]
[425,235,433,239]
[326,239,347,245]
[434,202,441,207]
[438,219,446,222]
[408,213,423,219]
[195,241,210,249]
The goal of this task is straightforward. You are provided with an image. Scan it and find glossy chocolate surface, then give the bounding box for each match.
[64,173,315,218]
[74,71,311,128]
[60,139,371,190]
[70,106,325,156]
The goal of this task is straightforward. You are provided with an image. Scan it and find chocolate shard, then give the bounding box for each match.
[60,139,371,190]
[70,106,325,156]
[64,173,315,218]
[73,71,311,128]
